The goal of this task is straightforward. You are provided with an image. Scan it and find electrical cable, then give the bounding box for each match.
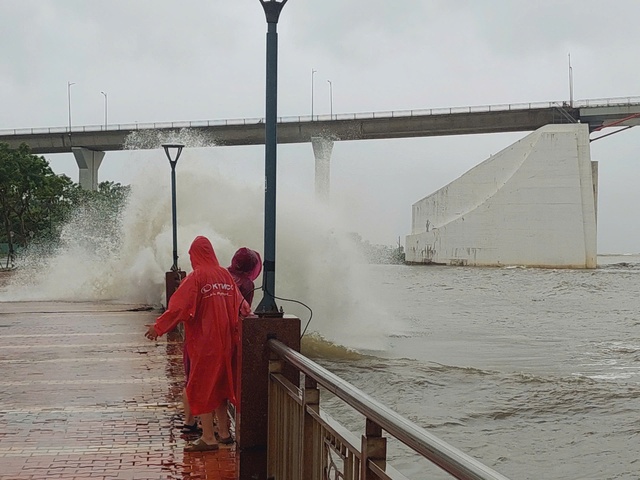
[271,292,313,340]
[252,283,314,339]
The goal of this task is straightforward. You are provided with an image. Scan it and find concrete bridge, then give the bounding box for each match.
[0,96,638,192]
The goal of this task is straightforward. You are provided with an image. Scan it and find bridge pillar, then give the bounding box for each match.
[311,136,334,201]
[72,147,104,191]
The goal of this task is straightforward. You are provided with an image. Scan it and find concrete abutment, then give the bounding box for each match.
[405,124,598,268]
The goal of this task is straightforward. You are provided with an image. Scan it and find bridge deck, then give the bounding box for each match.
[0,97,637,155]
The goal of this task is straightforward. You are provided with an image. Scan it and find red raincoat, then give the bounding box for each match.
[153,236,240,415]
[228,247,262,306]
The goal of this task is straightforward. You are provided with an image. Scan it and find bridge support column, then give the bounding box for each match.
[72,147,104,191]
[311,136,334,201]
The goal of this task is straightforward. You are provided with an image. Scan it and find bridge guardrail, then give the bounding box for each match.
[1,96,638,137]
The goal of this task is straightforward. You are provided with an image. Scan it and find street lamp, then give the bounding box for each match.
[162,143,184,272]
[327,80,333,119]
[257,0,288,317]
[311,68,317,120]
[67,81,75,132]
[101,91,108,128]
[568,53,574,108]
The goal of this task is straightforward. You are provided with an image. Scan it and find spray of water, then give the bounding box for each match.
[0,131,403,352]
[123,127,216,150]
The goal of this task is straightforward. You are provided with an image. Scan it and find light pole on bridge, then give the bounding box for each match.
[568,53,574,108]
[67,81,75,132]
[101,91,108,128]
[311,68,317,120]
[327,79,333,119]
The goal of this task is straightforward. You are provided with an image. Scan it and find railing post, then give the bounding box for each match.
[236,315,300,480]
[267,357,285,477]
[301,375,320,480]
[360,418,387,480]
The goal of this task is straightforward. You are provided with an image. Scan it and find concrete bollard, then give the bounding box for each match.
[164,270,186,308]
[235,315,300,480]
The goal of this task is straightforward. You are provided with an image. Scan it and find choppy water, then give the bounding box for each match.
[311,256,640,479]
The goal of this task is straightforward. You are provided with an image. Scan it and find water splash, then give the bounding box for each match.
[123,128,216,150]
[0,133,403,352]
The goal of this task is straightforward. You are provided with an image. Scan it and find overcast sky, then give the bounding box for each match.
[1,1,639,254]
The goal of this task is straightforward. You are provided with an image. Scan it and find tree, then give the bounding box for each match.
[0,143,74,256]
[1,143,70,256]
[1,143,131,263]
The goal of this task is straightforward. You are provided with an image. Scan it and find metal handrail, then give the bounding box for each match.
[1,96,638,137]
[268,339,511,480]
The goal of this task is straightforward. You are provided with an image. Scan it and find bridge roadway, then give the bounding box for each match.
[1,97,639,155]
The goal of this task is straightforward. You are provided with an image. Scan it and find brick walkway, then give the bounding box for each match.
[0,301,237,480]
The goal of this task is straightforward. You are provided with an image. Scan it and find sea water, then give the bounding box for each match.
[316,258,640,479]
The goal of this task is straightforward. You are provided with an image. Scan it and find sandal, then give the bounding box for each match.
[218,435,235,445]
[181,423,202,435]
[184,438,219,452]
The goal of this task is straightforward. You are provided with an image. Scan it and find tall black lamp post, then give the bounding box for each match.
[162,142,185,306]
[256,0,288,317]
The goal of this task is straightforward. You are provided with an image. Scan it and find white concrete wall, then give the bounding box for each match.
[405,124,597,268]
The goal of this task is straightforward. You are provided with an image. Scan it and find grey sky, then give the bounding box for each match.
[1,1,639,253]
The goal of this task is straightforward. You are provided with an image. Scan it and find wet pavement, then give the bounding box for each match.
[0,301,237,480]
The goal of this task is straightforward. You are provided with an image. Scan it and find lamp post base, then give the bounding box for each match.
[164,270,186,309]
[255,308,284,318]
[255,296,284,318]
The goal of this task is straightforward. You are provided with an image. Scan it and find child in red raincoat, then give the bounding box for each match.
[145,236,249,451]
[228,247,262,307]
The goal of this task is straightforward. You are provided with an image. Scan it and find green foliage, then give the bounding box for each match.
[0,142,130,255]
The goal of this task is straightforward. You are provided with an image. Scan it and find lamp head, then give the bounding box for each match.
[162,143,185,165]
[259,0,288,23]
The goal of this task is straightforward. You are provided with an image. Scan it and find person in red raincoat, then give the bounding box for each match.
[228,247,262,307]
[145,236,246,452]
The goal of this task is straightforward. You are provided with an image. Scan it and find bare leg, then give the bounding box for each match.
[198,412,217,444]
[215,401,230,439]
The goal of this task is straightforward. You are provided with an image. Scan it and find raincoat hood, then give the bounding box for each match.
[189,236,220,270]
[228,247,262,281]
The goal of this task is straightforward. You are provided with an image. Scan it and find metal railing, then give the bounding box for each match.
[267,339,511,480]
[1,96,638,137]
